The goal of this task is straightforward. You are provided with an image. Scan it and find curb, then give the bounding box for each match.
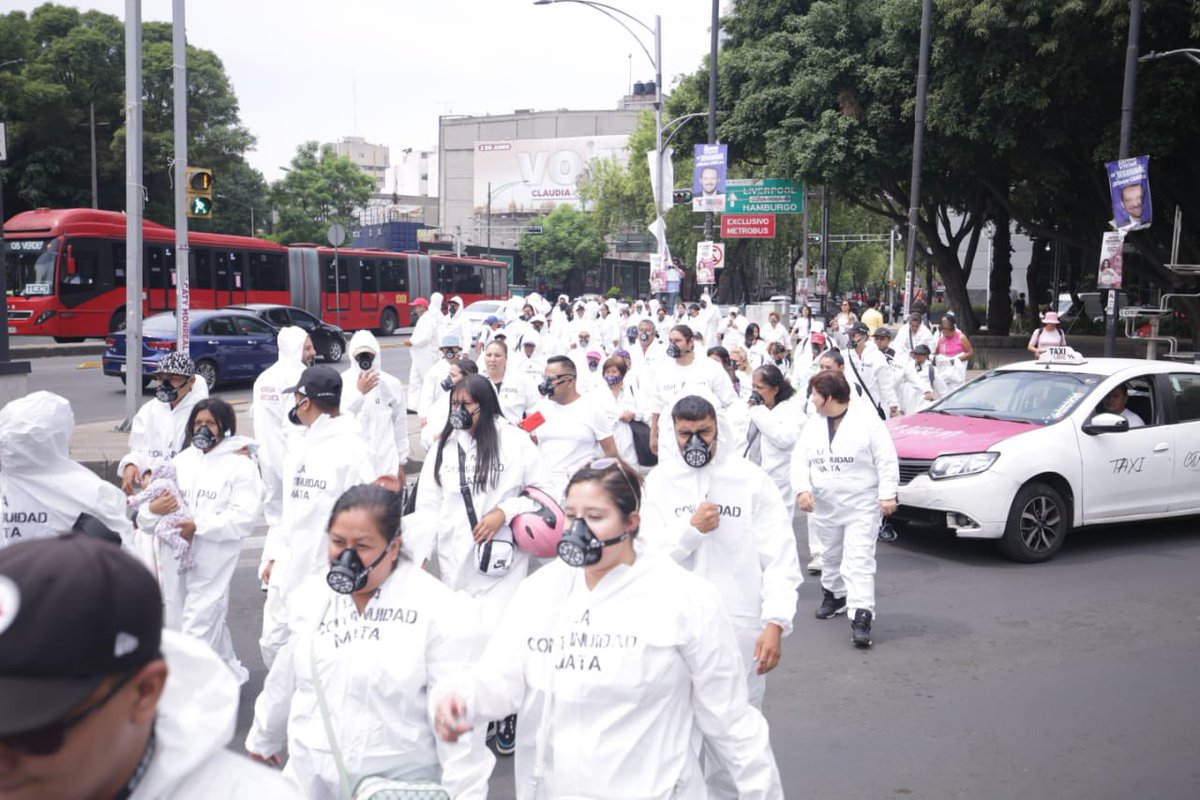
[11,343,107,359]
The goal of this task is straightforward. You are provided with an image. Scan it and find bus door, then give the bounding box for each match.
[322,254,350,327]
[145,244,174,313]
[358,258,379,317]
[288,247,320,316]
[58,237,118,335]
[215,250,248,306]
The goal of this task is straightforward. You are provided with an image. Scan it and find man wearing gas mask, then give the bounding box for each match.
[417,334,465,423]
[118,351,209,496]
[636,393,800,797]
[341,330,409,486]
[625,318,665,378]
[644,325,737,455]
[529,356,618,503]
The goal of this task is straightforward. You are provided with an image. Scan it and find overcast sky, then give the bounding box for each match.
[11,0,719,184]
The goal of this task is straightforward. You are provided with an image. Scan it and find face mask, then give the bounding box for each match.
[682,432,713,469]
[447,307,458,317]
[191,426,217,452]
[155,381,179,404]
[356,353,375,371]
[666,342,687,359]
[326,543,393,595]
[520,313,530,321]
[639,331,651,343]
[579,338,590,347]
[288,399,307,426]
[443,350,459,361]
[537,377,556,397]
[588,361,600,372]
[448,404,475,430]
[557,518,633,568]
[748,391,765,407]
[440,375,455,392]
[604,374,621,386]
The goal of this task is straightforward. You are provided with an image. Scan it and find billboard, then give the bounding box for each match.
[473,136,629,212]
[692,143,728,212]
[1105,156,1151,232]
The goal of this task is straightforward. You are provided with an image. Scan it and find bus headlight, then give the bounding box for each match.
[35,309,57,325]
[929,452,999,480]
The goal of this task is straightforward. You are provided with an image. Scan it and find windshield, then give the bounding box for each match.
[4,238,59,297]
[930,369,1103,425]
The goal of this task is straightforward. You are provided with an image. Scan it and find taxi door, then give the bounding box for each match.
[1167,372,1200,512]
[1075,375,1172,521]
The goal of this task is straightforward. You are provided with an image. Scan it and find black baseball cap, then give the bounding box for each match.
[0,534,163,735]
[284,364,343,404]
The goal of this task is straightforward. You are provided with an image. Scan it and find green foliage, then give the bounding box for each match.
[269,142,375,245]
[605,285,622,299]
[519,205,606,280]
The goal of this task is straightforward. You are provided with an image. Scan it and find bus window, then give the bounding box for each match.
[215,250,246,292]
[58,239,107,298]
[192,249,213,289]
[146,245,176,288]
[359,259,378,294]
[435,262,454,294]
[249,252,286,291]
[379,258,408,292]
[454,263,482,295]
[323,255,350,293]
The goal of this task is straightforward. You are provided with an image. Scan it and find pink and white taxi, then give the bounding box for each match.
[886,349,1200,562]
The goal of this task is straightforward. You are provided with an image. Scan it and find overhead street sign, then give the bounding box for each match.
[721,214,776,238]
[724,178,804,214]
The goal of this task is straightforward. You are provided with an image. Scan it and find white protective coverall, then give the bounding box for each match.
[435,553,784,800]
[791,398,899,618]
[745,393,807,509]
[897,357,939,414]
[408,424,544,629]
[407,292,444,401]
[134,630,299,799]
[894,322,936,360]
[846,341,899,418]
[487,371,539,423]
[643,355,738,452]
[341,330,409,478]
[246,568,493,800]
[253,326,309,537]
[118,376,210,478]
[261,413,375,665]
[136,434,262,684]
[0,392,130,548]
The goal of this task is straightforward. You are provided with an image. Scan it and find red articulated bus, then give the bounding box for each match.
[3,208,509,340]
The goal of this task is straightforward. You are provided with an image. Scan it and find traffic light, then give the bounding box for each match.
[672,188,693,205]
[185,167,213,219]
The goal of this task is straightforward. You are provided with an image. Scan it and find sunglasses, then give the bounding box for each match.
[587,457,641,512]
[2,670,138,757]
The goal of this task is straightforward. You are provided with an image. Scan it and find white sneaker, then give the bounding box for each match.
[806,558,821,576]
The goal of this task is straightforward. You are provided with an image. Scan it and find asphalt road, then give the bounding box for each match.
[223,514,1199,800]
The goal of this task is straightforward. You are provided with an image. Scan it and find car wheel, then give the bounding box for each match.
[377,308,398,337]
[999,481,1070,563]
[195,359,219,390]
[324,336,345,362]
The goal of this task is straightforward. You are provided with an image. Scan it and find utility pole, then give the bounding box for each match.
[1107,0,1142,357]
[903,0,933,321]
[172,0,190,352]
[703,0,718,242]
[122,0,144,430]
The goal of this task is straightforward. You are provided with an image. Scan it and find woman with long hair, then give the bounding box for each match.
[742,322,770,369]
[420,358,479,450]
[746,365,805,509]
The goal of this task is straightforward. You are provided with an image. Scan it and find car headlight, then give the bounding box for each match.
[929,452,999,480]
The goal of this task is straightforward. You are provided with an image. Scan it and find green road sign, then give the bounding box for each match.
[187,195,213,218]
[724,179,804,214]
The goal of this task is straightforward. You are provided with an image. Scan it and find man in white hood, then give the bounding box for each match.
[0,534,298,799]
[118,351,209,495]
[0,392,131,549]
[441,294,473,349]
[341,329,409,481]
[404,294,440,402]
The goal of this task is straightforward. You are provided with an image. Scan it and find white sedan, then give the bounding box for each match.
[887,350,1200,562]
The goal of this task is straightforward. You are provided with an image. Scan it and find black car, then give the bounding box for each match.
[228,304,347,362]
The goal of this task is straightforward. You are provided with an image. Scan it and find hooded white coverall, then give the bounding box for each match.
[261,413,375,665]
[408,423,544,630]
[246,568,493,800]
[253,326,309,539]
[407,291,444,401]
[341,330,409,478]
[791,398,899,618]
[898,358,939,414]
[487,371,540,423]
[441,294,474,349]
[136,434,261,684]
[118,375,210,478]
[134,630,300,799]
[435,554,785,800]
[846,340,899,418]
[642,356,738,452]
[0,392,130,548]
[894,322,935,360]
[745,393,807,510]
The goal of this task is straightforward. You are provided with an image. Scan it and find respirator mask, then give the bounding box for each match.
[288,398,308,426]
[327,543,394,594]
[356,352,375,371]
[748,391,765,407]
[155,380,180,404]
[665,341,686,359]
[682,432,713,469]
[538,376,563,397]
[440,375,456,392]
[448,404,476,430]
[191,425,217,453]
[557,518,633,568]
[638,331,652,343]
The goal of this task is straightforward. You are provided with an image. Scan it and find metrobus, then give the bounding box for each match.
[3,208,509,340]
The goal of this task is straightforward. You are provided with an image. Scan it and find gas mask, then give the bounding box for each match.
[191,425,217,453]
[537,376,559,397]
[155,380,180,404]
[440,375,456,392]
[878,518,899,543]
[604,374,621,386]
[288,398,308,426]
[442,349,460,362]
[326,543,393,595]
[588,359,600,372]
[579,337,590,348]
[446,306,458,318]
[638,331,651,343]
[356,352,375,371]
[557,518,633,568]
[666,341,688,359]
[626,327,638,343]
[682,432,713,469]
[748,391,765,407]
[448,404,476,430]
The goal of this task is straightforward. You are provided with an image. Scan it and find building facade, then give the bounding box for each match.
[327,136,391,192]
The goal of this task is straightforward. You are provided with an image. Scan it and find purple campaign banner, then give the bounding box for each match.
[692,144,728,212]
[1106,156,1152,232]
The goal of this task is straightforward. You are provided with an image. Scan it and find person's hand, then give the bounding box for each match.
[434,693,473,743]
[879,497,898,516]
[261,560,274,583]
[248,752,283,768]
[690,501,720,534]
[889,406,901,418]
[472,509,506,543]
[148,492,179,515]
[619,410,635,423]
[402,339,413,347]
[374,473,402,493]
[121,464,140,495]
[923,391,935,401]
[178,519,197,542]
[796,491,815,513]
[357,370,380,395]
[754,623,783,675]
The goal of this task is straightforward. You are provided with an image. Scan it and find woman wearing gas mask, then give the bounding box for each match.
[247,484,493,798]
[135,397,260,684]
[433,458,784,799]
[419,357,479,452]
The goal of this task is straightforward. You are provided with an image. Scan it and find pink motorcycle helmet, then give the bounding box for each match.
[510,486,566,557]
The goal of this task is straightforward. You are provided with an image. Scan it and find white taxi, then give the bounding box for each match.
[886,348,1200,562]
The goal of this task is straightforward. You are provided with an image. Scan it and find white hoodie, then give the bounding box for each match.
[119,373,210,477]
[341,330,409,477]
[407,291,444,398]
[0,392,131,548]
[253,326,310,530]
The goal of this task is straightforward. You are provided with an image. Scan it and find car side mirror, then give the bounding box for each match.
[1083,412,1129,435]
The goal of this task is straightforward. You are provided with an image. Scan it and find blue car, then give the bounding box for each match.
[103,309,280,389]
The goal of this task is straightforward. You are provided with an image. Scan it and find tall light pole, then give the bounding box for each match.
[1106,0,1142,357]
[902,0,933,322]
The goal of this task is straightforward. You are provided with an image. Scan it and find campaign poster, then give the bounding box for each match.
[692,144,728,212]
[695,241,716,285]
[798,276,810,303]
[1105,156,1152,232]
[1097,231,1125,289]
[649,254,666,294]
[816,269,829,295]
[473,136,629,211]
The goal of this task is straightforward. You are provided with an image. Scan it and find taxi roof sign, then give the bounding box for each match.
[1037,346,1088,367]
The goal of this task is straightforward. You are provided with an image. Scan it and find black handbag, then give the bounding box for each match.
[628,419,658,467]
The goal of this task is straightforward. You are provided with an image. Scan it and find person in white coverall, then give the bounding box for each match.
[418,334,465,422]
[135,397,261,683]
[248,485,492,799]
[435,458,784,800]
[260,366,375,667]
[793,369,899,648]
[0,534,298,800]
[845,322,900,419]
[745,365,807,509]
[645,324,737,455]
[0,392,131,549]
[341,330,409,481]
[897,344,939,414]
[404,294,440,401]
[119,350,209,495]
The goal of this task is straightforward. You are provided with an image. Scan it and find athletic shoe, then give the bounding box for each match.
[815,588,847,619]
[495,714,517,756]
[851,609,873,648]
[485,720,496,744]
[806,557,822,576]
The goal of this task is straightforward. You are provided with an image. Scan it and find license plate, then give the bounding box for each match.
[6,326,14,334]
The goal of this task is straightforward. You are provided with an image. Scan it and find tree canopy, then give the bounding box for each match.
[518,204,606,281]
[269,141,375,245]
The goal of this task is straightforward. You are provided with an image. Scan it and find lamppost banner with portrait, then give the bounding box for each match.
[1105,155,1152,232]
[692,144,727,212]
[1097,231,1125,289]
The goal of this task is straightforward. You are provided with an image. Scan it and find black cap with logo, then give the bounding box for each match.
[284,364,343,405]
[0,534,163,735]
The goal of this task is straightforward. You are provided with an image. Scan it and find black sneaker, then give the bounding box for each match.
[485,720,496,744]
[495,714,517,756]
[815,589,847,619]
[851,609,873,648]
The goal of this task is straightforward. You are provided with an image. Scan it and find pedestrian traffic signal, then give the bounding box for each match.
[188,195,213,217]
[185,167,214,219]
[672,188,693,205]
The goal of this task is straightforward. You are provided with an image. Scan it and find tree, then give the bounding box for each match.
[518,205,606,283]
[269,142,374,245]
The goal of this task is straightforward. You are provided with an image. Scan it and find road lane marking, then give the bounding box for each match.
[78,361,101,369]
